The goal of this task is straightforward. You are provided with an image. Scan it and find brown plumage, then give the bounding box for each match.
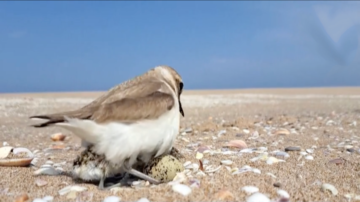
[29,65,184,127]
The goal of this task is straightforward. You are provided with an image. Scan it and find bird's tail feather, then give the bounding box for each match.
[29,110,91,127]
[55,116,100,145]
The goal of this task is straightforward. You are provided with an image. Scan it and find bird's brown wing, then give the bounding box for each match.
[30,78,169,127]
[90,81,175,124]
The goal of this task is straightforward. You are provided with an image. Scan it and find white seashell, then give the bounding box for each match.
[306,149,314,154]
[196,171,206,177]
[58,186,72,195]
[321,183,338,195]
[34,167,60,176]
[217,130,226,137]
[220,160,233,165]
[240,148,255,153]
[42,196,54,202]
[103,196,121,202]
[45,160,54,165]
[183,161,192,168]
[246,193,270,202]
[40,164,53,168]
[58,185,88,196]
[35,179,48,187]
[252,168,261,174]
[243,129,250,134]
[13,147,34,158]
[266,172,277,178]
[3,142,9,146]
[33,199,47,202]
[205,165,222,173]
[266,157,279,165]
[277,190,290,198]
[172,184,192,196]
[305,155,314,160]
[274,151,290,158]
[300,151,307,156]
[242,186,259,195]
[0,146,13,158]
[137,198,150,202]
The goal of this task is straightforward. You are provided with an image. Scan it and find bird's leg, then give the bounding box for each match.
[123,159,161,185]
[98,175,106,190]
[127,168,161,185]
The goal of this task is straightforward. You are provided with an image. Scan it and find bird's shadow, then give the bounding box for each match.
[60,171,139,188]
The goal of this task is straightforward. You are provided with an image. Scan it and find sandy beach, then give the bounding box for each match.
[0,87,359,202]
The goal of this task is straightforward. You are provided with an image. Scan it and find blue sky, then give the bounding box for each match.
[0,1,359,93]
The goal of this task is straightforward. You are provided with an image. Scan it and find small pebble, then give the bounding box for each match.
[346,148,355,153]
[273,182,281,188]
[285,147,301,152]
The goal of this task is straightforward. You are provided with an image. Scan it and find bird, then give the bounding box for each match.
[71,145,184,189]
[29,65,185,189]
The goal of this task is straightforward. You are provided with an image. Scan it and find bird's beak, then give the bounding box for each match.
[179,98,185,117]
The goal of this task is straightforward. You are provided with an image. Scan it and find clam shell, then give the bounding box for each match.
[0,147,34,167]
[0,158,33,167]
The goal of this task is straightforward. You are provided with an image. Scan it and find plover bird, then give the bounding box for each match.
[71,145,184,188]
[29,65,185,189]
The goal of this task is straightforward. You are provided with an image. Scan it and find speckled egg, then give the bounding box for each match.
[143,155,184,183]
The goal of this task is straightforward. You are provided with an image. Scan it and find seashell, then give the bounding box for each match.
[195,152,203,160]
[144,155,184,183]
[266,172,277,178]
[172,184,192,196]
[246,193,270,202]
[220,160,233,165]
[305,155,314,160]
[226,140,247,149]
[321,183,338,195]
[0,158,33,167]
[14,194,29,202]
[306,149,314,154]
[42,196,54,202]
[51,133,66,141]
[240,148,256,153]
[214,189,234,200]
[205,165,222,173]
[136,198,150,202]
[266,157,280,165]
[273,151,290,158]
[34,167,61,176]
[58,185,87,196]
[103,196,121,202]
[242,186,259,195]
[275,128,290,135]
[0,146,13,158]
[35,179,48,187]
[277,190,290,199]
[217,130,226,137]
